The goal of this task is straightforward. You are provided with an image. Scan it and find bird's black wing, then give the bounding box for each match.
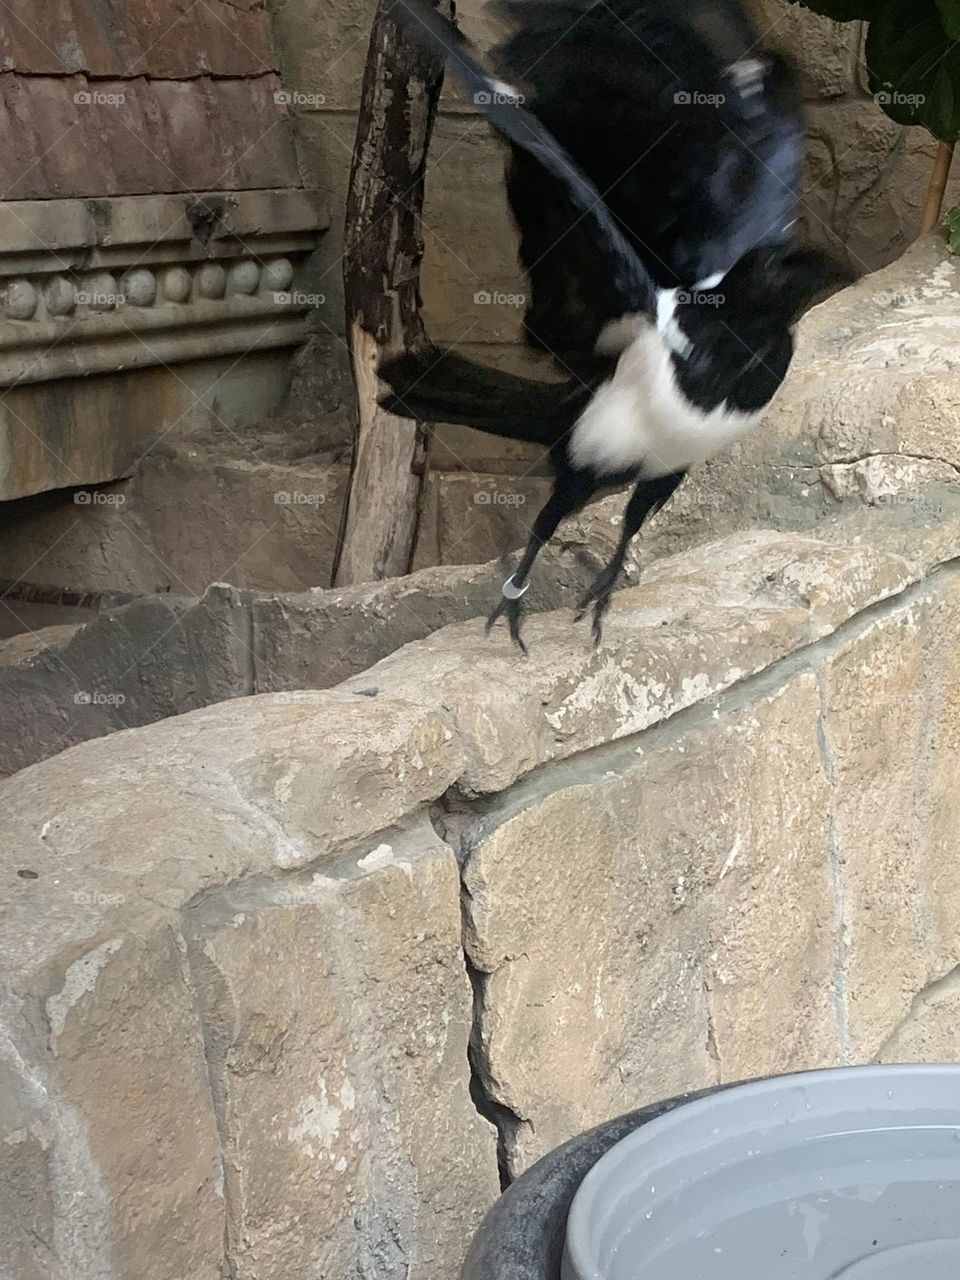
[391,0,657,321]
[492,0,805,354]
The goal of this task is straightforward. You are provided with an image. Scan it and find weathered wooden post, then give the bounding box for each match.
[332,0,447,586]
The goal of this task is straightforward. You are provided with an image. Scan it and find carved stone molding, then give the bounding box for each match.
[0,190,329,386]
[0,188,329,501]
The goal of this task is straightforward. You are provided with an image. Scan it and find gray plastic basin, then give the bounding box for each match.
[562,1064,960,1280]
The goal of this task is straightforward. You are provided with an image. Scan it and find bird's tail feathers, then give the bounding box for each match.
[378,347,586,445]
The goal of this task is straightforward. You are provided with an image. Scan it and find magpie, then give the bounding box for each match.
[379,0,853,650]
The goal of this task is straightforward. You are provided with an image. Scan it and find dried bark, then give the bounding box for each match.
[333,0,447,586]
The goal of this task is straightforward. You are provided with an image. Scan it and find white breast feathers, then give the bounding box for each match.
[571,296,763,479]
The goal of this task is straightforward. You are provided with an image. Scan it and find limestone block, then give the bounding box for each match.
[0,588,253,777]
[0,443,348,595]
[914,576,960,976]
[341,528,920,794]
[0,1038,60,1280]
[186,825,498,1279]
[0,691,490,1280]
[738,236,960,477]
[0,924,224,1280]
[802,101,960,272]
[461,675,835,1175]
[417,470,554,568]
[819,601,931,1060]
[42,929,225,1280]
[270,0,377,113]
[420,118,526,346]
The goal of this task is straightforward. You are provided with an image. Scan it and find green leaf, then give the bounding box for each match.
[866,0,960,141]
[935,0,960,40]
[947,204,960,250]
[788,0,886,18]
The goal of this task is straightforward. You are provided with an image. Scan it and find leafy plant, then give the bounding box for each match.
[789,0,960,143]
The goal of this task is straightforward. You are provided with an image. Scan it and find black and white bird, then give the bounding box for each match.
[380,0,853,649]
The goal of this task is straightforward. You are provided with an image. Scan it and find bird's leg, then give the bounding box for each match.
[576,470,686,644]
[487,474,588,652]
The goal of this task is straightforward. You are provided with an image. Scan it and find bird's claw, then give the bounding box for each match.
[575,566,620,646]
[486,577,529,654]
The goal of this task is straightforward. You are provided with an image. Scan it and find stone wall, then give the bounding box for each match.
[756,4,960,271]
[0,1,330,502]
[3,506,960,1278]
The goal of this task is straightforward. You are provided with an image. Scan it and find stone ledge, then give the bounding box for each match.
[0,190,328,265]
[1,517,947,970]
[338,523,953,794]
[4,503,960,779]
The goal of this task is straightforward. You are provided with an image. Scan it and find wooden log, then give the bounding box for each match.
[332,0,447,586]
[920,140,956,236]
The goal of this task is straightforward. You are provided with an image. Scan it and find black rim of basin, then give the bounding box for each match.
[462,1084,728,1280]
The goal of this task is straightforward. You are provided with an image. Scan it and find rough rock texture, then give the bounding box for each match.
[0,695,496,1279]
[2,510,960,1275]
[6,238,960,776]
[734,236,960,474]
[340,524,945,795]
[0,588,252,778]
[185,822,491,1280]
[4,479,741,775]
[0,499,645,775]
[6,494,960,779]
[0,440,349,595]
[456,676,835,1173]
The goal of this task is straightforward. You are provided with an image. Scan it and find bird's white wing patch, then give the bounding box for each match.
[570,298,763,479]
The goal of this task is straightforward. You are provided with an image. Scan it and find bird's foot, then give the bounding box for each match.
[486,575,530,654]
[574,564,621,646]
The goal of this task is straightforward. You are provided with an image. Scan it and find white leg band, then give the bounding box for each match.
[501,575,530,601]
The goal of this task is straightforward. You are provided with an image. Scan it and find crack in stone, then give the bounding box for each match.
[876,962,960,1059]
[703,976,721,1079]
[819,452,960,479]
[429,799,528,1190]
[464,955,530,1191]
[178,919,243,1280]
